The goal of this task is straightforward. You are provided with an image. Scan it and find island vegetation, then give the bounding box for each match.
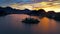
[22,18,40,24]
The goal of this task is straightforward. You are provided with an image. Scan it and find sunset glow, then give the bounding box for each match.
[10,2,60,12]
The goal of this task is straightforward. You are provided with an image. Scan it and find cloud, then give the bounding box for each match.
[10,2,60,12]
[0,0,16,6]
[0,0,60,6]
[0,0,35,6]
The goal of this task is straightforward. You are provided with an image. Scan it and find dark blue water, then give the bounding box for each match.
[0,14,60,34]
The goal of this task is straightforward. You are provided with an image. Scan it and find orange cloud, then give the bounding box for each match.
[10,2,60,12]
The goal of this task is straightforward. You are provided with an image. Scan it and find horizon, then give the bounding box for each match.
[0,0,60,12]
[0,0,60,34]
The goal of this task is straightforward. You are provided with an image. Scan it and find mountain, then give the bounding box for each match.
[10,2,60,12]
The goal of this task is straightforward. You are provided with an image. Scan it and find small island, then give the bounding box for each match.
[22,18,40,24]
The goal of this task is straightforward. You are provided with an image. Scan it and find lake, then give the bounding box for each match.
[0,14,60,34]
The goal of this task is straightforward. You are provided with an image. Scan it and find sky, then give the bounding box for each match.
[0,0,57,6]
[0,0,60,12]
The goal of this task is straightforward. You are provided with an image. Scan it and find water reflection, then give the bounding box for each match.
[0,14,60,34]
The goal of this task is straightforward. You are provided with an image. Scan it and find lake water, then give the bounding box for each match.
[0,14,60,34]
